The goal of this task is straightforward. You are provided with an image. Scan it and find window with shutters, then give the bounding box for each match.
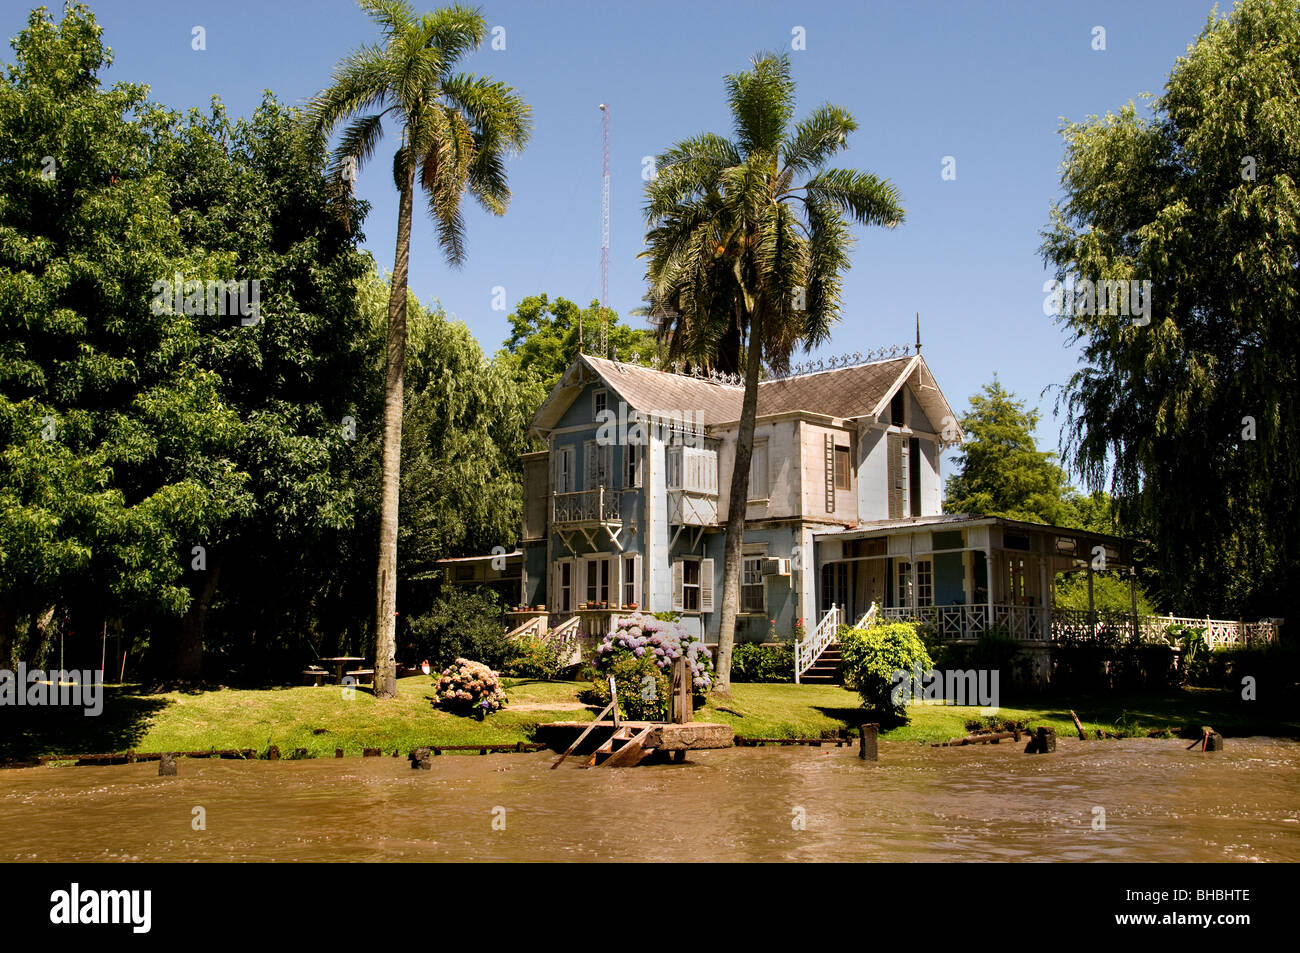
[625,443,640,487]
[582,440,611,490]
[555,445,575,494]
[682,558,700,611]
[667,446,717,493]
[748,440,769,500]
[741,557,765,613]
[834,445,852,489]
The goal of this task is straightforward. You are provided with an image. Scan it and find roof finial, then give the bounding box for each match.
[578,314,584,354]
[915,312,922,354]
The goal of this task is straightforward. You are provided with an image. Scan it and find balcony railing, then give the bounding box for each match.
[551,487,620,525]
[872,604,1280,648]
[668,488,718,526]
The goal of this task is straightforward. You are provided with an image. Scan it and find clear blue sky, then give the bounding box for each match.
[3,0,1219,475]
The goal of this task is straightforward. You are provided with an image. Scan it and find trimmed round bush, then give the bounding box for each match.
[435,658,507,717]
[839,621,932,719]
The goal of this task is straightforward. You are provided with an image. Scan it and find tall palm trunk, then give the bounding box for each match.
[714,301,764,693]
[374,163,415,699]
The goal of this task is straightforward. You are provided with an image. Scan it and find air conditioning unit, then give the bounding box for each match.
[762,557,792,576]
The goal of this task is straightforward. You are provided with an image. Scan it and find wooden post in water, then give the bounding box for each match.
[671,656,692,724]
[609,676,620,728]
[858,723,878,761]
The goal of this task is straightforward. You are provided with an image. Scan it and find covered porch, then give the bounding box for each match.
[813,514,1139,644]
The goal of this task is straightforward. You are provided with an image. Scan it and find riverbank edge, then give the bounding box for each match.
[5,678,1296,765]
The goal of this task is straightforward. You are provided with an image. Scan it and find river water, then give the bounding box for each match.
[2,738,1297,862]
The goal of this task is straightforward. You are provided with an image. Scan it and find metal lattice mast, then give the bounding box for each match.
[599,103,610,356]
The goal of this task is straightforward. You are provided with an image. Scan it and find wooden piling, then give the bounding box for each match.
[858,723,878,761]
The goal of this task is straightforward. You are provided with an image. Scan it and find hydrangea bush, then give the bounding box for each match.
[589,614,713,719]
[435,658,507,717]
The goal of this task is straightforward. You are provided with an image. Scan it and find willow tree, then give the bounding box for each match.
[1041,0,1300,616]
[311,0,531,697]
[642,53,904,691]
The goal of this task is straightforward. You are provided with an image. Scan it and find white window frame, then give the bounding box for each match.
[741,556,766,613]
[834,444,852,490]
[621,553,640,608]
[593,388,608,421]
[672,556,714,613]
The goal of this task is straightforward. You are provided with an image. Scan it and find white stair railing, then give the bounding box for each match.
[855,601,879,629]
[795,605,840,684]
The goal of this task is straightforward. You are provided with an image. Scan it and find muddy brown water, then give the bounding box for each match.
[1,738,1297,862]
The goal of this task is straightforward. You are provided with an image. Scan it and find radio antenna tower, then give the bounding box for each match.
[599,103,610,356]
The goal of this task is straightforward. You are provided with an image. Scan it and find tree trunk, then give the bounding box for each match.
[374,162,415,700]
[177,560,222,682]
[714,302,764,693]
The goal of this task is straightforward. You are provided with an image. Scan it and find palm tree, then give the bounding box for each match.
[311,0,531,698]
[642,52,903,692]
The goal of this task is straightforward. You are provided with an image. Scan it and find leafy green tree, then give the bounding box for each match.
[944,377,1083,527]
[1040,0,1300,616]
[642,53,904,691]
[499,294,658,393]
[310,0,532,697]
[0,4,249,670]
[147,95,374,679]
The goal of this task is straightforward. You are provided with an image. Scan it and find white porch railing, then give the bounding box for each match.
[551,487,620,524]
[547,615,583,667]
[795,605,840,684]
[872,604,1280,649]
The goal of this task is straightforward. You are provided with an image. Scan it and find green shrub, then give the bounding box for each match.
[839,621,932,718]
[586,652,670,721]
[406,588,510,670]
[502,634,563,680]
[731,641,794,683]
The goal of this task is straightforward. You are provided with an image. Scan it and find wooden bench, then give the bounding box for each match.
[302,669,328,686]
[344,669,374,686]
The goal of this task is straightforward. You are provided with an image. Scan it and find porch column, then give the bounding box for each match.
[1129,566,1138,639]
[985,548,994,629]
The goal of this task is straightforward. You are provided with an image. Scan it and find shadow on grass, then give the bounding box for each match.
[0,685,172,761]
[811,705,906,731]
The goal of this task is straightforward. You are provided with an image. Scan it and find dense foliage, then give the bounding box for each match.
[838,621,932,718]
[1040,0,1300,617]
[0,4,540,683]
[730,641,793,683]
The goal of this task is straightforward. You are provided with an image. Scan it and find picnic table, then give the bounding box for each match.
[318,656,366,684]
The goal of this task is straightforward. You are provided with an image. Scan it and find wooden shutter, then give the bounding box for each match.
[602,443,613,488]
[824,434,835,512]
[672,560,684,611]
[583,440,598,490]
[700,558,714,612]
[887,433,904,519]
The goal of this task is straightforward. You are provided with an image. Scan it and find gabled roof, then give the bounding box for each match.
[529,350,961,441]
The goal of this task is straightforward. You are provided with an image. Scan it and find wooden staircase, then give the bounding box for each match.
[586,724,656,767]
[799,642,842,684]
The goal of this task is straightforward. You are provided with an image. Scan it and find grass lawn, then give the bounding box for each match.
[2,677,596,761]
[5,677,1294,762]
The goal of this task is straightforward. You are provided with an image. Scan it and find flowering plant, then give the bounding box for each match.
[435,658,507,717]
[591,614,714,719]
